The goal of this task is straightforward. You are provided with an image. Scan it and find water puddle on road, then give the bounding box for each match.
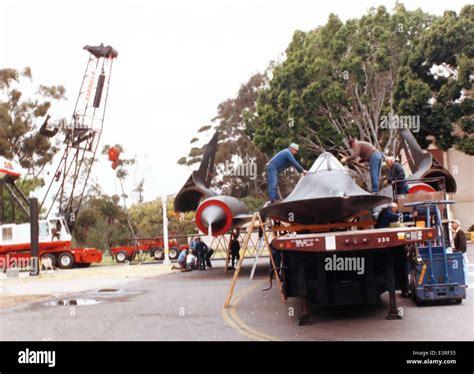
[43,299,101,306]
[40,289,139,308]
[97,288,120,293]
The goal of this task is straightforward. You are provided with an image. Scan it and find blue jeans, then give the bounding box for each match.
[369,151,382,193]
[197,250,206,270]
[267,163,279,202]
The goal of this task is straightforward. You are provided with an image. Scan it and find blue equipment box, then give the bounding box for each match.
[410,247,466,302]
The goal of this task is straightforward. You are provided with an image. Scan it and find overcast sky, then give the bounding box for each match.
[0,0,469,204]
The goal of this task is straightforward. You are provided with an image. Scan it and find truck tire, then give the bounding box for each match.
[152,248,164,260]
[169,247,179,260]
[412,292,426,307]
[41,253,57,269]
[58,252,75,269]
[115,251,130,263]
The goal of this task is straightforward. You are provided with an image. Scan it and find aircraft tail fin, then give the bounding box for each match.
[174,132,219,212]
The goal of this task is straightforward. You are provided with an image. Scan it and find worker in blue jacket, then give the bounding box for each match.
[375,202,417,228]
[267,143,308,203]
[385,156,409,194]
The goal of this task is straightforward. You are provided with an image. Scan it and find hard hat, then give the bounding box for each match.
[289,143,299,151]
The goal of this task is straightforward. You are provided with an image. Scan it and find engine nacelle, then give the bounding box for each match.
[195,196,249,236]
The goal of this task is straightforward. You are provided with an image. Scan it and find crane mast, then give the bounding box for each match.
[40,44,118,232]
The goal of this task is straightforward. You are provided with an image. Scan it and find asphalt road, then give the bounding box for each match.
[1,249,473,341]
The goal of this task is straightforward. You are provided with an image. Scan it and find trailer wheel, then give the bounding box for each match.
[152,248,164,260]
[115,251,130,263]
[58,252,74,269]
[41,253,57,269]
[169,247,179,260]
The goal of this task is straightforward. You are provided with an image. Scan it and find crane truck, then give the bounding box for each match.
[0,43,118,271]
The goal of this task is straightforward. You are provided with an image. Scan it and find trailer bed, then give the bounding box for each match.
[273,226,435,253]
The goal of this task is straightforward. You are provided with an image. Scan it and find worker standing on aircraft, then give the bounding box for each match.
[341,138,383,193]
[267,143,308,203]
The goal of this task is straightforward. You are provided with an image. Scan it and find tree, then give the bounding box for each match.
[0,177,43,224]
[247,4,472,191]
[0,67,66,177]
[0,67,66,223]
[394,5,473,154]
[102,144,137,240]
[128,197,196,239]
[250,6,431,154]
[73,194,132,253]
[179,72,271,199]
[133,177,146,204]
[213,72,272,198]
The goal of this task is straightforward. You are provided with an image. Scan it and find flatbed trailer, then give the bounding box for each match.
[111,237,188,263]
[0,241,102,271]
[272,226,436,322]
[0,218,102,271]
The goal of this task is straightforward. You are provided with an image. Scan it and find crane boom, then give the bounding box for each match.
[40,43,118,231]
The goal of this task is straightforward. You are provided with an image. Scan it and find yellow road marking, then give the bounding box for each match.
[221,280,280,341]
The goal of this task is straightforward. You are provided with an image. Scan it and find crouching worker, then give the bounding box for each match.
[171,249,189,272]
[186,250,198,271]
[375,202,417,229]
[341,138,383,193]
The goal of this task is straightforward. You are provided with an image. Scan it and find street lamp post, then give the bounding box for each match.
[161,195,171,265]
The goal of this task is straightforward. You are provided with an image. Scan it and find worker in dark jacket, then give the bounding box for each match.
[341,138,383,193]
[205,247,213,269]
[385,156,409,194]
[451,220,467,253]
[375,202,417,228]
[267,143,308,203]
[451,219,468,283]
[194,237,207,270]
[229,231,241,270]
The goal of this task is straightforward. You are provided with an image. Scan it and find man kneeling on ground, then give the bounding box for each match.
[171,249,189,272]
